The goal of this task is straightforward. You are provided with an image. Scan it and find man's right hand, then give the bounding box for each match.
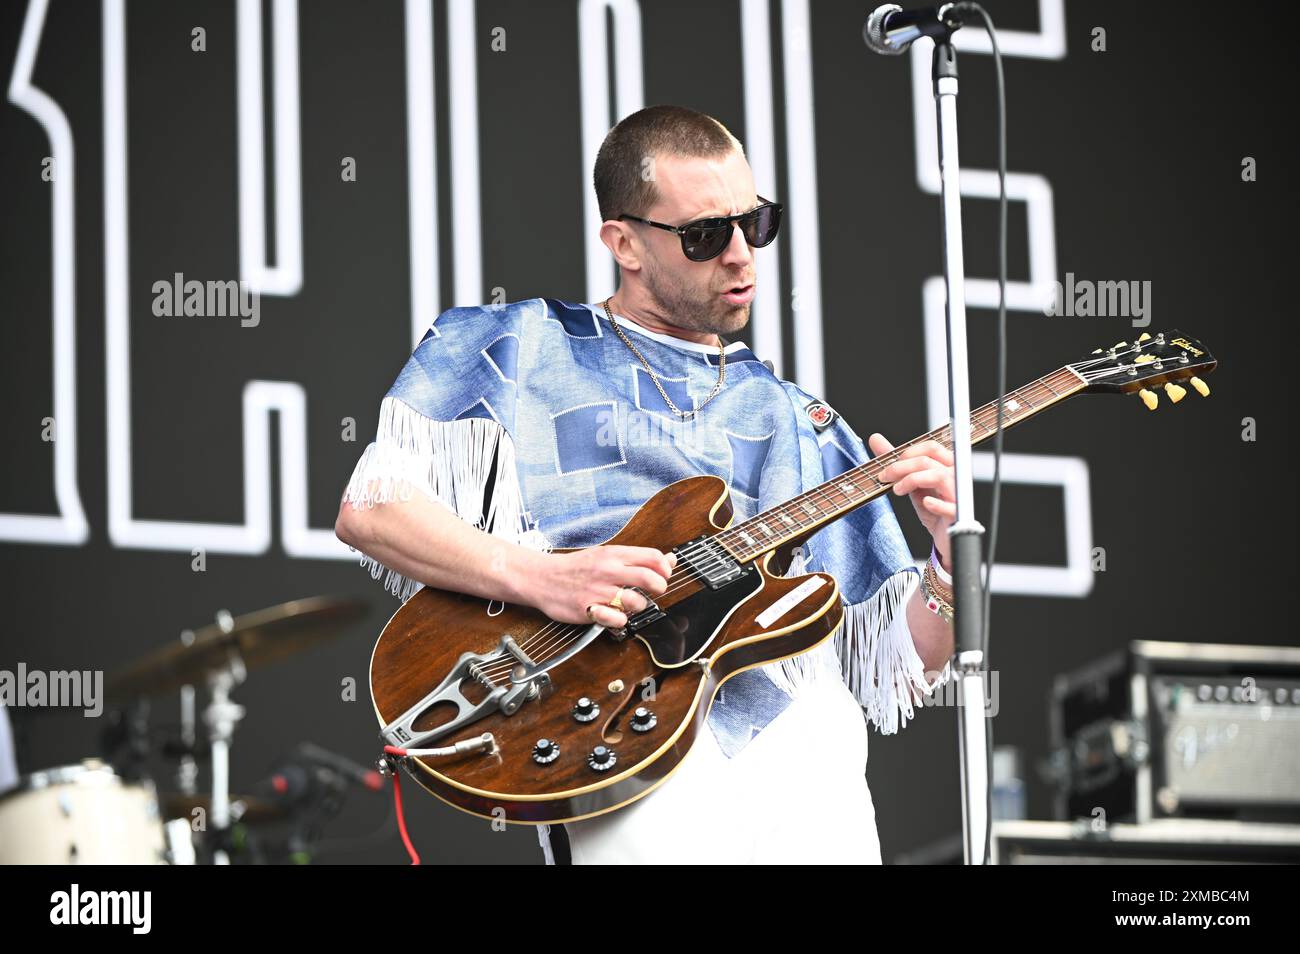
[336,489,680,630]
[523,545,678,629]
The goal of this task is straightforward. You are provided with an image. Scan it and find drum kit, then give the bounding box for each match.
[0,595,373,865]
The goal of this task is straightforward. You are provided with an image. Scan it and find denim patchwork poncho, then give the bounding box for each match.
[342,298,948,756]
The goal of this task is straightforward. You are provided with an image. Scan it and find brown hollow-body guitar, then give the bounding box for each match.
[369,332,1216,824]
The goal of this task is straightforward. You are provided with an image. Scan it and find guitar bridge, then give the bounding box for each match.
[621,588,666,635]
[380,634,551,750]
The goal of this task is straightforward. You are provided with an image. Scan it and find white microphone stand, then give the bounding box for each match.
[930,35,990,866]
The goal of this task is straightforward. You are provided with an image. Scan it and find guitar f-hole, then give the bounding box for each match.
[600,669,669,744]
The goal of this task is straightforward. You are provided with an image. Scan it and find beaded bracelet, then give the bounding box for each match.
[921,554,955,624]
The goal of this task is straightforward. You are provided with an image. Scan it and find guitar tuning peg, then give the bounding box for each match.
[1114,341,1129,350]
[1091,348,1104,355]
[1164,382,1187,403]
[1137,333,1151,342]
[1190,376,1210,397]
[1139,388,1158,410]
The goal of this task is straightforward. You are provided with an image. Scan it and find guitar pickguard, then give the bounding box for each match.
[633,562,762,668]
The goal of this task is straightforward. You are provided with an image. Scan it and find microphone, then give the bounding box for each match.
[296,741,384,792]
[863,2,970,56]
[265,763,319,804]
[258,744,384,809]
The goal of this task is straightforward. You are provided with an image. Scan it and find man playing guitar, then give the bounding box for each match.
[336,104,956,863]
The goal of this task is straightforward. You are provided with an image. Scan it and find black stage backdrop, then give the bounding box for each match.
[1,0,1294,864]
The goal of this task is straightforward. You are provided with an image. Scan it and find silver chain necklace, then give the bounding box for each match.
[602,297,726,421]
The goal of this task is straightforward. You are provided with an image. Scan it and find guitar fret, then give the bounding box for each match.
[717,366,1091,565]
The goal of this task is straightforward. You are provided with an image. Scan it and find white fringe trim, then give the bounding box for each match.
[761,550,953,734]
[342,396,553,602]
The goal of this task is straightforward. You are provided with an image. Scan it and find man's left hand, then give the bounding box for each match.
[868,433,956,573]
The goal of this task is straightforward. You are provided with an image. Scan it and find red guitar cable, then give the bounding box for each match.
[380,734,496,864]
[383,745,421,865]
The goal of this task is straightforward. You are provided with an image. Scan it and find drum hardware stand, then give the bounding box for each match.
[203,609,246,865]
[177,628,199,796]
[163,818,198,865]
[102,697,153,783]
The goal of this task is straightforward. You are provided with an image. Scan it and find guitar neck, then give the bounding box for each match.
[717,365,1089,563]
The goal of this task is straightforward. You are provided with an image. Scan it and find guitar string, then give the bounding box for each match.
[472,359,1148,681]
[474,359,1151,682]
[472,368,1074,681]
[473,353,1180,680]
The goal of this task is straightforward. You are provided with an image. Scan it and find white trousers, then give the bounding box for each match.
[539,666,882,864]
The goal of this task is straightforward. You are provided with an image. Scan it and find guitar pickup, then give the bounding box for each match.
[673,535,745,590]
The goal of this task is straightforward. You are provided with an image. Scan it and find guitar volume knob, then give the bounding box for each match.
[630,707,657,732]
[572,697,600,722]
[587,746,617,772]
[531,738,560,764]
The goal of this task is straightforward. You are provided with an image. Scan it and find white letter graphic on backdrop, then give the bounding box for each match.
[1,0,90,546]
[103,0,347,558]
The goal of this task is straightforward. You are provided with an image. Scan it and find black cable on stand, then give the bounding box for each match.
[954,0,1007,867]
[865,1,1010,864]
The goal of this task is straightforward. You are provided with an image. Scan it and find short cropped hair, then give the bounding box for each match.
[593,104,743,222]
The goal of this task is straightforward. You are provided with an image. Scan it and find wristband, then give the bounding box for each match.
[930,545,953,586]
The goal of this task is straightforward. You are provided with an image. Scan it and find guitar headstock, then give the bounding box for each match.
[1069,331,1217,410]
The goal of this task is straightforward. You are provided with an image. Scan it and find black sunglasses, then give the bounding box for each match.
[618,196,783,262]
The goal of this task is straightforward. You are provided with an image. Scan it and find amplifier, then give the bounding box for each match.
[1048,641,1300,824]
[992,819,1300,864]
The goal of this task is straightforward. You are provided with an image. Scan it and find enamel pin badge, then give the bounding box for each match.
[804,399,837,432]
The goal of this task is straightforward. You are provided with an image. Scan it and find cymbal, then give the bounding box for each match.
[106,596,370,701]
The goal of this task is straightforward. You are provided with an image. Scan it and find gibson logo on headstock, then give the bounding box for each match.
[1170,336,1204,357]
